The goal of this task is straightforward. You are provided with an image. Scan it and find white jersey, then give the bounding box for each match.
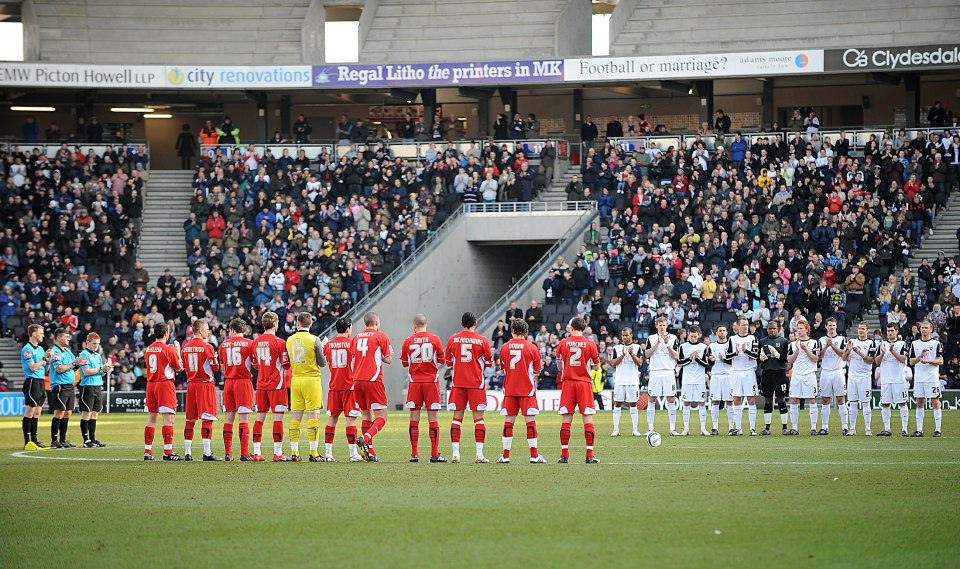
[910,339,942,384]
[708,341,731,376]
[847,338,875,378]
[818,335,848,371]
[612,344,641,387]
[726,334,759,371]
[788,339,820,376]
[877,340,907,385]
[678,342,709,385]
[646,333,679,371]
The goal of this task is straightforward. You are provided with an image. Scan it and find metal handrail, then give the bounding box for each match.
[0,141,152,160]
[475,202,598,334]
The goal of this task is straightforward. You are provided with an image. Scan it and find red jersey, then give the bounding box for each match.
[144,341,183,383]
[323,336,354,391]
[556,336,599,383]
[499,338,542,397]
[400,331,445,383]
[445,330,492,389]
[351,328,393,383]
[181,337,219,383]
[253,333,290,390]
[219,336,254,381]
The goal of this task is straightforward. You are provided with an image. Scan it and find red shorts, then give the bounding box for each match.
[146,381,177,414]
[558,381,595,415]
[326,390,361,418]
[185,382,218,420]
[405,382,441,411]
[256,389,288,413]
[223,379,254,413]
[500,395,540,417]
[447,387,488,411]
[354,382,388,410]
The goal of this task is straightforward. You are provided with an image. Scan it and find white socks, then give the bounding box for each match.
[764,412,772,428]
[502,435,513,452]
[848,402,859,431]
[667,400,677,431]
[274,442,282,455]
[748,404,757,431]
[291,441,299,454]
[476,442,484,457]
[451,442,460,456]
[916,408,925,432]
[838,402,849,431]
[900,406,909,432]
[647,403,656,432]
[612,407,621,431]
[629,407,639,432]
[253,441,261,455]
[682,406,691,431]
[881,406,891,431]
[732,403,742,430]
[698,406,707,432]
[821,403,832,430]
[934,408,942,432]
[790,404,799,430]
[809,403,819,431]
[202,438,211,456]
[711,404,720,430]
[184,440,192,456]
[325,442,333,456]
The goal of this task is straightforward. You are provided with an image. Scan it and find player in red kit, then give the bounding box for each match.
[143,323,184,461]
[219,318,255,461]
[445,312,493,464]
[323,318,364,462]
[556,317,601,464]
[400,314,447,463]
[353,312,394,462]
[496,319,547,464]
[180,319,220,461]
[252,311,291,462]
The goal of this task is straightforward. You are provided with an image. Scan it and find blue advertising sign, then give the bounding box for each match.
[0,393,25,417]
[312,59,563,88]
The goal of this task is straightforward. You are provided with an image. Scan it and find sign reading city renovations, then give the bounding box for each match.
[565,50,824,82]
[825,44,960,72]
[164,65,312,89]
[0,63,165,88]
[312,60,564,88]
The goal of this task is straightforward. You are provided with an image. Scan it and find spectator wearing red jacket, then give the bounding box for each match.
[206,210,226,248]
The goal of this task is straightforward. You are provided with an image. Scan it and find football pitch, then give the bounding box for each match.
[1,412,958,568]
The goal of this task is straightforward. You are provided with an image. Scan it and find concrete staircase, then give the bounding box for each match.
[0,337,23,386]
[538,164,582,203]
[139,171,194,282]
[862,192,960,332]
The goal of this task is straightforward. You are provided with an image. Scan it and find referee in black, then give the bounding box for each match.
[21,324,52,450]
[758,320,789,435]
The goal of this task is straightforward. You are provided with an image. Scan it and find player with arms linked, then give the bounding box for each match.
[353,312,394,462]
[181,320,221,461]
[143,323,184,460]
[497,319,547,464]
[445,312,494,464]
[219,318,256,460]
[556,317,601,464]
[401,314,447,463]
[253,311,292,461]
[323,317,365,462]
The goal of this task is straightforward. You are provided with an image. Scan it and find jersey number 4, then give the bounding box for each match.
[355,338,369,356]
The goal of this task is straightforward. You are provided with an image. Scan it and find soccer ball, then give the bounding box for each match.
[647,432,662,448]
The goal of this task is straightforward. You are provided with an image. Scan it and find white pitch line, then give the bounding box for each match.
[602,460,959,466]
[11,450,138,462]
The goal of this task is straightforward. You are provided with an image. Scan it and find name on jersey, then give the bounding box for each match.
[454,337,485,345]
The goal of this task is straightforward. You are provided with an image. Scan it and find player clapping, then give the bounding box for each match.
[610,327,643,437]
[644,317,680,436]
[876,323,910,436]
[908,321,944,437]
[786,319,820,436]
[677,326,711,436]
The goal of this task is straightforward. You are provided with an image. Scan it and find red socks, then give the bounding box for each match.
[144,425,155,454]
[474,419,485,443]
[409,420,420,457]
[584,423,595,458]
[201,420,212,440]
[429,421,439,457]
[527,422,538,458]
[239,423,249,456]
[223,423,234,456]
[451,419,462,443]
[503,421,514,459]
[253,420,263,443]
[325,425,335,445]
[346,425,357,445]
[363,417,386,444]
[161,425,174,456]
[183,420,195,441]
[560,424,571,458]
[272,420,283,443]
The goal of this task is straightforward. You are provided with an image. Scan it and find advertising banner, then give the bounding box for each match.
[0,393,25,417]
[108,390,187,413]
[164,65,313,89]
[565,50,824,82]
[312,59,564,88]
[0,63,165,88]
[825,44,960,72]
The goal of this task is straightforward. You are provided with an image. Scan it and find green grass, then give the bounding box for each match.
[1,411,958,568]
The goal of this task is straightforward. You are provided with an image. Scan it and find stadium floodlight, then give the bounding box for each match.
[143,113,173,119]
[110,107,155,113]
[10,106,56,112]
[387,89,419,103]
[658,80,694,95]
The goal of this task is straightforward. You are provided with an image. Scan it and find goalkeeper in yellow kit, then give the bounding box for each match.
[286,312,328,462]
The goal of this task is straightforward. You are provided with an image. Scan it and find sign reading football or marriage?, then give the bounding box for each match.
[565,50,824,82]
[312,59,564,88]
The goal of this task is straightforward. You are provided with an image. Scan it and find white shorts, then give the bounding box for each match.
[880,382,908,405]
[731,370,757,397]
[710,375,731,402]
[846,374,872,403]
[647,370,677,397]
[820,368,846,398]
[613,384,640,403]
[790,372,819,400]
[681,383,707,404]
[913,382,942,399]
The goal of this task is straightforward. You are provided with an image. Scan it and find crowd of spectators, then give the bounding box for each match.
[501,115,960,391]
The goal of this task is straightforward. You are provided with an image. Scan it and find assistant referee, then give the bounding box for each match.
[79,332,113,447]
[21,324,52,450]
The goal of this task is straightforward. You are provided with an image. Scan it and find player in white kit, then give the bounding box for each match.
[845,322,877,436]
[643,317,680,435]
[724,317,760,436]
[610,327,643,437]
[677,326,711,436]
[908,321,944,437]
[818,318,849,435]
[876,323,910,437]
[786,319,821,436]
[708,325,733,435]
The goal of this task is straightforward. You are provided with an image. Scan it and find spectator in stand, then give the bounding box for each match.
[175,124,197,170]
[804,110,821,134]
[581,116,598,149]
[605,115,624,140]
[713,110,731,134]
[292,114,312,143]
[928,101,949,127]
[86,116,104,143]
[22,116,40,143]
[217,116,240,145]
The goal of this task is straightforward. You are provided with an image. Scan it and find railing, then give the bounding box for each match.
[462,201,596,214]
[475,202,598,335]
[197,138,568,163]
[0,141,151,160]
